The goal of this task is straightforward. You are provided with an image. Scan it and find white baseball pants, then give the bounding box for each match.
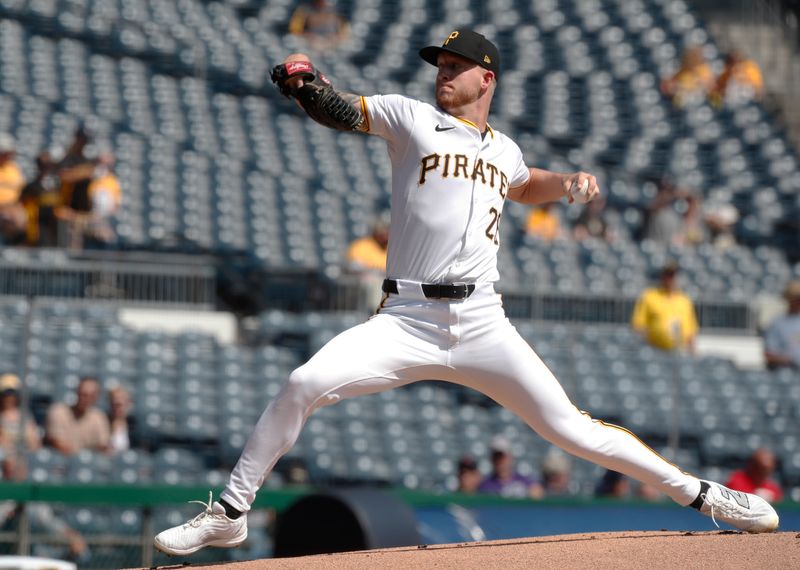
[221,283,700,511]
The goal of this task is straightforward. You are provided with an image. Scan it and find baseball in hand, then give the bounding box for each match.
[570,179,594,204]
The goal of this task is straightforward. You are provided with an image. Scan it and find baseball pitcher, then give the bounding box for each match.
[155,29,778,556]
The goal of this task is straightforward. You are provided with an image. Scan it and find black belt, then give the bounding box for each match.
[382,279,476,300]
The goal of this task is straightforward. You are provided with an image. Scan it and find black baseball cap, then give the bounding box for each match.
[419,29,500,80]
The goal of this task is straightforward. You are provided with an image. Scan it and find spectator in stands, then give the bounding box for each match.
[83,151,122,249]
[711,50,764,107]
[725,448,783,503]
[681,193,707,247]
[0,373,41,455]
[478,435,544,499]
[541,448,575,496]
[660,46,714,107]
[631,261,699,353]
[45,376,110,455]
[572,194,613,242]
[703,199,739,250]
[642,180,688,247]
[347,214,389,274]
[55,126,97,249]
[0,133,27,245]
[595,469,630,498]
[288,0,349,51]
[648,185,727,249]
[525,202,564,241]
[346,213,389,310]
[763,280,800,369]
[456,455,481,494]
[19,151,61,247]
[0,453,90,563]
[106,386,137,454]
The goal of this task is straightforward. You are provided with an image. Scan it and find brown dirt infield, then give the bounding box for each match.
[150,531,799,569]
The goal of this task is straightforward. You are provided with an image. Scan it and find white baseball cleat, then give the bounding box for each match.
[154,492,247,556]
[697,480,779,533]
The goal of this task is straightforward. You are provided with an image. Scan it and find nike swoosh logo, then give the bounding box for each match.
[435,125,455,132]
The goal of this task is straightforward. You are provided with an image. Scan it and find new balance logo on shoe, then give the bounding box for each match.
[718,486,750,509]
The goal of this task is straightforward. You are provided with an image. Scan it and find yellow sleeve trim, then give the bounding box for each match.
[360,96,371,133]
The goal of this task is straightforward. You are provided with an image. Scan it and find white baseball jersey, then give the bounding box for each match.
[360,94,530,284]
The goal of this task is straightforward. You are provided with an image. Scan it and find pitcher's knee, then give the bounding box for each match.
[536,419,600,457]
[284,366,331,410]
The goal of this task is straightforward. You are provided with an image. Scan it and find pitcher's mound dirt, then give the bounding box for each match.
[154,531,799,569]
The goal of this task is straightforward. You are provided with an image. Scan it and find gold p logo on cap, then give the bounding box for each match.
[484,55,492,64]
[444,31,459,45]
